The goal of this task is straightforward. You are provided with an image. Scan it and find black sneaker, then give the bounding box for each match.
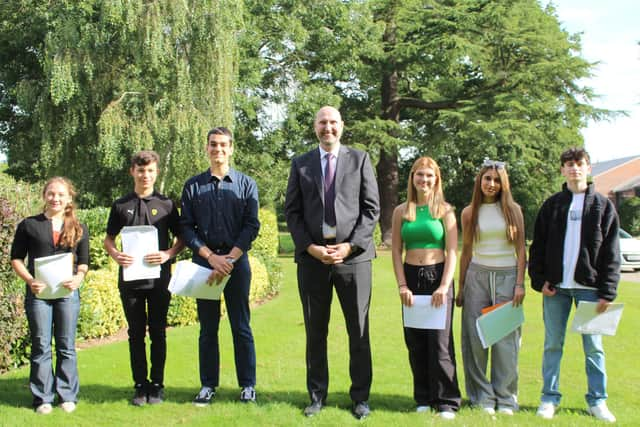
[131,384,147,406]
[193,387,215,407]
[239,386,256,403]
[147,383,164,405]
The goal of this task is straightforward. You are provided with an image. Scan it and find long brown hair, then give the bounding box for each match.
[42,177,84,248]
[464,165,523,248]
[403,156,448,221]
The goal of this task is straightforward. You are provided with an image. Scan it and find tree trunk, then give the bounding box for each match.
[377,13,400,246]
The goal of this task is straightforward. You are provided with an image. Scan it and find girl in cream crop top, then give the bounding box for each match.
[401,205,445,250]
[471,202,516,267]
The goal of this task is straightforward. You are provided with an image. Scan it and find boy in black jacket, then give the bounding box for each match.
[529,147,620,422]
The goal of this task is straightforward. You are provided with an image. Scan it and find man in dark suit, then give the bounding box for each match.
[284,106,380,419]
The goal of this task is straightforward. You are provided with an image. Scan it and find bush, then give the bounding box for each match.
[253,208,279,259]
[249,254,274,303]
[167,295,198,327]
[0,197,30,373]
[77,207,111,270]
[618,197,640,236]
[77,265,127,339]
[0,172,42,218]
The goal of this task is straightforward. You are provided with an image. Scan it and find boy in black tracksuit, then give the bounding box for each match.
[104,151,184,406]
[529,147,620,422]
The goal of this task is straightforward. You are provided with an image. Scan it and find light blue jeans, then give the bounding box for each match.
[25,290,80,407]
[541,288,607,407]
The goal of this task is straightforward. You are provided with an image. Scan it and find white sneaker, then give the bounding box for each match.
[588,402,616,423]
[482,406,496,415]
[35,403,53,414]
[439,411,456,420]
[416,405,430,413]
[536,402,557,419]
[497,406,514,415]
[60,401,76,413]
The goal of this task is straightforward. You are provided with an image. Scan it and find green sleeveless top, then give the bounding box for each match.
[401,205,445,250]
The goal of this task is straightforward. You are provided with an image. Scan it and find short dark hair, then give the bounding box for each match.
[130,150,160,168]
[560,147,590,165]
[207,127,233,145]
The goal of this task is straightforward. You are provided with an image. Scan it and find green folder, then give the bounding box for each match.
[475,301,524,349]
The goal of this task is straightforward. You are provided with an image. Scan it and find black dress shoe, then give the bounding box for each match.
[304,400,323,417]
[352,401,370,419]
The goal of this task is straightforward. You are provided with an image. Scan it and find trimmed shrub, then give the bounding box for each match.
[373,221,382,248]
[253,208,279,259]
[77,207,111,270]
[0,172,42,218]
[249,254,272,303]
[77,265,126,339]
[167,295,198,327]
[0,197,30,373]
[619,197,640,236]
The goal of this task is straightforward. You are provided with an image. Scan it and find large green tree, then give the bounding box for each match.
[238,0,606,242]
[1,0,241,205]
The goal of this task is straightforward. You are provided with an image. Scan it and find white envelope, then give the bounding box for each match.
[402,295,446,330]
[121,225,161,282]
[168,260,229,300]
[34,253,73,299]
[571,301,624,336]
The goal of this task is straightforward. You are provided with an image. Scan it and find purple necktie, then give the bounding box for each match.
[324,153,336,226]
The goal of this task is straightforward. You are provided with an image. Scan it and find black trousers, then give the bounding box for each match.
[119,286,171,387]
[297,256,372,403]
[403,263,461,411]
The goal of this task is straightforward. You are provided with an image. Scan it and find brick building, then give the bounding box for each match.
[591,155,640,207]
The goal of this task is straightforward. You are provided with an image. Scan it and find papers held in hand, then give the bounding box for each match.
[121,225,161,282]
[402,295,447,330]
[571,301,624,336]
[34,253,73,299]
[168,260,229,300]
[476,301,524,349]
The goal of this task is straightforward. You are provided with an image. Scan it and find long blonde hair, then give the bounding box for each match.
[42,177,84,248]
[403,156,448,221]
[464,165,523,248]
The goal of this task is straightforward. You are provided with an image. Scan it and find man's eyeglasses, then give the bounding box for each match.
[482,159,506,170]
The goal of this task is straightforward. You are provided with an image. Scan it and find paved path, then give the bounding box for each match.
[621,271,640,283]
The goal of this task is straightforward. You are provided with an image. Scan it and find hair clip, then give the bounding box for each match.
[482,158,506,169]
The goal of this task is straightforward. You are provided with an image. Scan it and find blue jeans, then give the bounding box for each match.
[196,255,255,389]
[541,288,607,407]
[25,290,80,406]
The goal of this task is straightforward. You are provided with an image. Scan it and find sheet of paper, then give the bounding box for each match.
[571,301,624,336]
[476,301,524,349]
[34,253,73,299]
[168,260,229,300]
[402,295,446,330]
[121,225,161,282]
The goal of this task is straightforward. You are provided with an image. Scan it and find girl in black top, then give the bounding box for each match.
[10,177,89,414]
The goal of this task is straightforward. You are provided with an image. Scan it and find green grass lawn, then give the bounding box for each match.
[1,252,639,426]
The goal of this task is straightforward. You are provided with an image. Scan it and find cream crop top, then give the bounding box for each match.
[471,202,516,267]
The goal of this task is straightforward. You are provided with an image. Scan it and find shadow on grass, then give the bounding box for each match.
[0,376,417,413]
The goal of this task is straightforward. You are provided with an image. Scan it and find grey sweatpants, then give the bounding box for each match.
[461,262,520,410]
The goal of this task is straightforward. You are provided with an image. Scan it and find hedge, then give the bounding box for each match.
[618,196,640,236]
[77,263,127,339]
[0,198,30,373]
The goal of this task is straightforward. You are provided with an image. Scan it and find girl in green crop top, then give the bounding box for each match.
[400,205,445,250]
[390,156,461,417]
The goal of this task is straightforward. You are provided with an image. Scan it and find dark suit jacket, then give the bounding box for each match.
[284,145,380,264]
